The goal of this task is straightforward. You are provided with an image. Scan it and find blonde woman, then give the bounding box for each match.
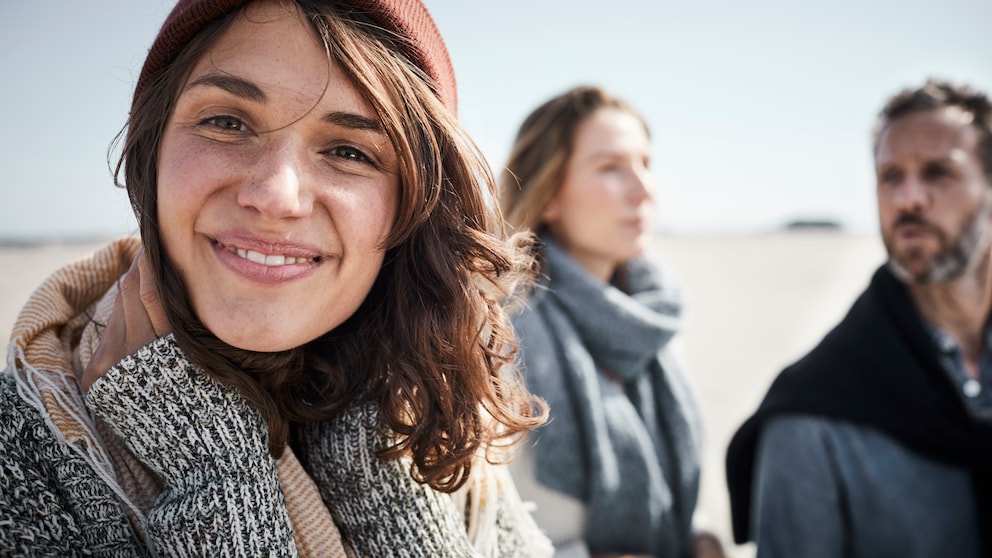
[502,86,703,558]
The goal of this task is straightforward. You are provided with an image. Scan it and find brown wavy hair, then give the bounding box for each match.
[113,0,545,492]
[499,85,650,236]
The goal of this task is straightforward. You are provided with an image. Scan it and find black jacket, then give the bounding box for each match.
[725,265,992,552]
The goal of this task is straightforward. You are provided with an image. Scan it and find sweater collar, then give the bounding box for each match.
[540,235,682,381]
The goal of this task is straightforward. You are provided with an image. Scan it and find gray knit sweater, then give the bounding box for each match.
[0,336,548,557]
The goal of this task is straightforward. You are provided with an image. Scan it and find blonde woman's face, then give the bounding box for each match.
[541,107,655,281]
[156,0,399,351]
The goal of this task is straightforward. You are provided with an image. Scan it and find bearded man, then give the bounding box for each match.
[726,79,992,558]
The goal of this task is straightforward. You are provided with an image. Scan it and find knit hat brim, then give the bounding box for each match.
[134,0,456,112]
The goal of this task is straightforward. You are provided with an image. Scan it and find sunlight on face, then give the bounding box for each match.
[156,0,399,351]
[541,107,655,281]
[876,107,991,284]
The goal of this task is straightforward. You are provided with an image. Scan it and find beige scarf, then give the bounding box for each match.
[6,237,347,557]
[7,237,545,557]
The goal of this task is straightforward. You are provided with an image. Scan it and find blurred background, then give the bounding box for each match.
[3,0,991,239]
[2,1,990,555]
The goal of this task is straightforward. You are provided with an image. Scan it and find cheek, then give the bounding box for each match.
[155,146,189,261]
[156,133,202,228]
[578,175,624,206]
[332,187,396,247]
[367,193,397,244]
[157,128,243,203]
[876,191,897,219]
[156,137,244,235]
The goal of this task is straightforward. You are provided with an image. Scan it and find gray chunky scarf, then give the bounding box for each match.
[516,236,703,557]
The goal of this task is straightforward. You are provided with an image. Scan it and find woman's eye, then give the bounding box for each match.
[326,145,371,164]
[200,115,248,132]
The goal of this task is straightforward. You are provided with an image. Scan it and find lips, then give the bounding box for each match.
[209,235,326,284]
[226,246,316,266]
[893,221,934,240]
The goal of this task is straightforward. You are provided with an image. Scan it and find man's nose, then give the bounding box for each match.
[891,174,929,213]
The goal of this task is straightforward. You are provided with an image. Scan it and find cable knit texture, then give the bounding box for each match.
[0,238,331,556]
[1,238,552,556]
[1,335,301,557]
[0,375,141,557]
[296,404,553,557]
[86,335,297,556]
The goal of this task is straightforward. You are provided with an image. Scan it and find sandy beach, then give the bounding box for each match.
[0,231,886,556]
[653,231,885,557]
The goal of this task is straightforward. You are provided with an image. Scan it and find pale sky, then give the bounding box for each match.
[2,0,991,239]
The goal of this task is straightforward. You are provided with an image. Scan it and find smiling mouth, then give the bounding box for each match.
[222,245,319,266]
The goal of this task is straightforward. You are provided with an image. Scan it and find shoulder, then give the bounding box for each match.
[754,415,844,482]
[0,375,137,553]
[755,414,974,490]
[510,286,551,333]
[757,414,889,462]
[296,403,401,478]
[0,374,72,470]
[509,293,560,354]
[296,405,480,556]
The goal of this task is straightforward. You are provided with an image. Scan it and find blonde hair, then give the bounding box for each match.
[500,85,649,235]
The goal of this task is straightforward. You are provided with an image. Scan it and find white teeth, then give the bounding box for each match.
[227,246,312,266]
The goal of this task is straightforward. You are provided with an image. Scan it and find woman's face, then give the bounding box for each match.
[541,107,655,281]
[157,0,398,352]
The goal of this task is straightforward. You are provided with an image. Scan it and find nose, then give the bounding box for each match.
[890,174,929,214]
[627,165,654,204]
[238,143,313,220]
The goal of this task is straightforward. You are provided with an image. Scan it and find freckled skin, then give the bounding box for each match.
[157,1,399,351]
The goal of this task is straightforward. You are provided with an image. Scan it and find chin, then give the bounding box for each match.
[221,335,298,353]
[208,322,313,353]
[622,242,648,261]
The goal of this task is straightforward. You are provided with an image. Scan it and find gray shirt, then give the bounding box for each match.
[929,324,992,416]
[751,323,991,557]
[752,415,981,558]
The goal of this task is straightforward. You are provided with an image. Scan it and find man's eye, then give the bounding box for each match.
[923,165,950,180]
[879,169,901,184]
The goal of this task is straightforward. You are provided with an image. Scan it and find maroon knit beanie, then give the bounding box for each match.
[134,0,457,112]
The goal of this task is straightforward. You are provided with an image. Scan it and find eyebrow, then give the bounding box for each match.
[323,112,383,133]
[183,73,383,134]
[184,74,267,103]
[584,150,643,162]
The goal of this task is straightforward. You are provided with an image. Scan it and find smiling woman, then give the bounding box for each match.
[155,6,398,353]
[0,0,551,556]
[500,86,704,557]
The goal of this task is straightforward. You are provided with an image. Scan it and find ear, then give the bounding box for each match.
[540,197,561,225]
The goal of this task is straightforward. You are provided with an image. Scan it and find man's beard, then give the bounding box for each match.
[886,195,992,284]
